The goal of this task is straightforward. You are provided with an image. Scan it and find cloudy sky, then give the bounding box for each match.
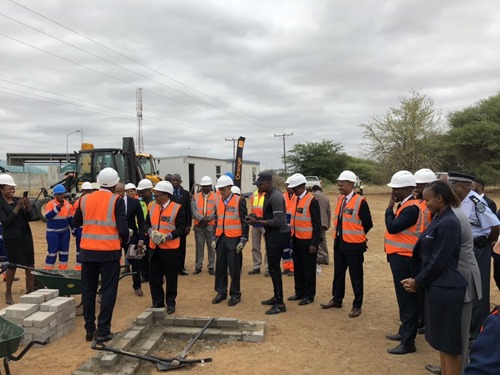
[1,0,499,170]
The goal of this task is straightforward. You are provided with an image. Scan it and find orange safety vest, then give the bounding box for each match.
[291,193,314,240]
[193,191,216,226]
[80,191,121,251]
[215,194,242,238]
[251,191,266,217]
[283,192,297,224]
[45,199,73,219]
[148,201,181,250]
[418,199,432,233]
[384,199,422,257]
[333,194,367,243]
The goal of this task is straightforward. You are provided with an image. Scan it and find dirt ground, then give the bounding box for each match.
[2,189,500,375]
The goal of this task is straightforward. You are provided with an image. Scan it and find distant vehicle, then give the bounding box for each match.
[355,177,364,195]
[305,176,321,191]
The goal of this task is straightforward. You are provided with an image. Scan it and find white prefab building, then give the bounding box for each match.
[156,155,260,195]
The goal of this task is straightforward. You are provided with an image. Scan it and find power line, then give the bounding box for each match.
[6,0,283,132]
[274,132,293,174]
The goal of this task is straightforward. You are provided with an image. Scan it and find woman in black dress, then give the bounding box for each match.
[0,174,35,304]
[402,180,467,375]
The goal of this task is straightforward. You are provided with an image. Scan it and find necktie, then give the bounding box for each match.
[157,205,165,229]
[175,190,180,201]
[203,194,207,216]
[337,197,347,237]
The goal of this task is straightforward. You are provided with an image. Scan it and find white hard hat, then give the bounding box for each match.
[81,182,93,190]
[97,168,120,188]
[285,177,291,185]
[337,170,357,183]
[200,176,213,186]
[91,182,100,190]
[216,175,233,188]
[414,168,436,184]
[231,186,241,195]
[287,173,307,188]
[125,183,137,190]
[153,181,174,195]
[0,174,16,187]
[137,179,153,191]
[387,170,416,188]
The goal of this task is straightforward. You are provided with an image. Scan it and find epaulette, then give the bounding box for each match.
[470,195,486,213]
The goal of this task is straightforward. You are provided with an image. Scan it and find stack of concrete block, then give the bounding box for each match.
[0,289,76,346]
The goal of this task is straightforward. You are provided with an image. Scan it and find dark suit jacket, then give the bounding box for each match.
[123,195,144,245]
[411,207,467,289]
[0,196,33,240]
[172,186,192,229]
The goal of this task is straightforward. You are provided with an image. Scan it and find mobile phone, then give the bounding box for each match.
[22,191,29,198]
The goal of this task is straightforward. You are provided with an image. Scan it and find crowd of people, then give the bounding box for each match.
[1,167,499,374]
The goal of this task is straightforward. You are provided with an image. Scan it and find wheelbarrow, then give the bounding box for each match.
[0,316,47,375]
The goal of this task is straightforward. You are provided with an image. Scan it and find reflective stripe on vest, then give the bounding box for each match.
[193,191,216,226]
[291,193,314,240]
[384,199,422,256]
[215,194,242,238]
[283,192,297,225]
[45,199,73,220]
[419,200,432,233]
[80,191,120,250]
[333,194,366,243]
[148,201,181,249]
[251,191,265,217]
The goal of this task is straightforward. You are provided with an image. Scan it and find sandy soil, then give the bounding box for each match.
[2,190,499,375]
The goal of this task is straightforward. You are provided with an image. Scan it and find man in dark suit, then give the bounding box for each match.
[115,183,145,296]
[171,174,192,275]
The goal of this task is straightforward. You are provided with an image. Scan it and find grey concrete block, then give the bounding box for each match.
[29,311,57,328]
[174,317,195,327]
[157,317,175,326]
[72,371,98,375]
[220,329,243,341]
[241,330,264,342]
[100,353,120,368]
[215,317,239,328]
[35,289,59,300]
[19,293,45,304]
[49,319,57,329]
[193,317,217,327]
[4,316,24,326]
[25,325,50,334]
[145,307,166,320]
[136,311,154,326]
[4,303,39,318]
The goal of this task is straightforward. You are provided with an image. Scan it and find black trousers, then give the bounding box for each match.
[214,235,241,298]
[149,248,179,308]
[493,252,500,291]
[265,231,289,304]
[122,247,141,290]
[387,253,418,348]
[81,260,120,337]
[471,243,491,339]
[140,247,150,281]
[177,235,187,272]
[332,247,364,308]
[292,237,317,300]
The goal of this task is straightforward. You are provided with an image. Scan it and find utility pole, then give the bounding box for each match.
[225,137,237,173]
[274,132,293,174]
[136,87,144,153]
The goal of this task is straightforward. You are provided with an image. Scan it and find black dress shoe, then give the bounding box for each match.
[348,307,362,318]
[193,268,202,275]
[287,294,303,301]
[228,296,241,306]
[167,306,176,315]
[248,268,261,275]
[265,304,287,315]
[387,344,416,355]
[320,300,342,309]
[385,333,402,341]
[208,268,215,275]
[95,333,115,343]
[178,269,189,276]
[212,293,227,304]
[424,364,442,374]
[298,298,314,306]
[261,297,277,306]
[85,330,95,342]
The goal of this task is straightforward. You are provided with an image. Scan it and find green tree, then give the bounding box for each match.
[362,90,444,177]
[445,93,500,183]
[287,140,347,182]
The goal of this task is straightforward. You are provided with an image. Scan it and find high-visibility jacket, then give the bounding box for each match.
[333,194,367,243]
[384,200,422,257]
[80,191,120,251]
[148,201,181,250]
[215,194,242,238]
[283,192,297,225]
[193,191,216,226]
[418,199,432,233]
[291,193,314,240]
[45,199,73,232]
[251,191,266,217]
